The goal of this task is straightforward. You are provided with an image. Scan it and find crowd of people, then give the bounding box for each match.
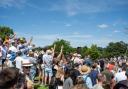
[0,34,128,89]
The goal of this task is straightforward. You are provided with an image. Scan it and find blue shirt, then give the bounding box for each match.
[82,74,93,89]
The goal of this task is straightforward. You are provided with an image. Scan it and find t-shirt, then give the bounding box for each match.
[9,46,18,53]
[43,54,53,68]
[114,71,127,83]
[14,56,24,72]
[93,84,104,89]
[63,77,73,89]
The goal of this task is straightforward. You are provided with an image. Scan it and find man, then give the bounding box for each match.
[113,69,128,89]
[114,67,127,83]
[92,74,105,89]
[14,51,23,73]
[71,63,81,85]
[43,45,56,85]
[81,65,93,89]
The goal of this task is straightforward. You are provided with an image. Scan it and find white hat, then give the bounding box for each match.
[46,49,52,54]
[77,54,81,57]
[22,59,33,67]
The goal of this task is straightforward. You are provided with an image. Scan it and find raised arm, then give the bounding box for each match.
[27,36,33,46]
[57,45,64,61]
[51,44,56,57]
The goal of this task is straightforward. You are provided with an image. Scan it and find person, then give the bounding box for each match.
[89,63,99,86]
[22,57,34,89]
[71,76,87,89]
[114,67,127,83]
[0,67,19,89]
[80,65,93,89]
[14,51,23,72]
[71,63,81,85]
[92,74,105,89]
[63,69,73,89]
[29,51,37,82]
[102,66,113,83]
[43,45,56,85]
[113,69,128,89]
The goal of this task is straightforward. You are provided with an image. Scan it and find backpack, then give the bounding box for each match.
[89,70,99,86]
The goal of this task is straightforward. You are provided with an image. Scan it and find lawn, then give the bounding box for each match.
[34,84,48,89]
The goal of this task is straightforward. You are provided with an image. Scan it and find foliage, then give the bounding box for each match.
[86,44,101,60]
[105,41,128,57]
[0,26,14,41]
[52,39,75,54]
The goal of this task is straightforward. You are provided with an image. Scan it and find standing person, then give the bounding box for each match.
[22,58,34,89]
[89,63,99,86]
[43,45,56,85]
[113,69,128,89]
[14,51,23,73]
[1,42,8,70]
[92,74,105,89]
[71,76,87,89]
[29,51,37,82]
[63,69,73,89]
[99,59,105,72]
[80,65,93,89]
[114,67,127,83]
[71,63,81,85]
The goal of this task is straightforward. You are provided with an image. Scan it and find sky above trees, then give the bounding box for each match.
[0,0,128,47]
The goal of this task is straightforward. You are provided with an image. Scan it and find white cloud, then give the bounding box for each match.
[72,32,79,35]
[65,23,72,27]
[114,30,120,33]
[98,24,109,29]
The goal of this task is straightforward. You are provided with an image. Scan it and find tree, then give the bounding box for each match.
[105,41,127,57]
[51,39,74,55]
[86,44,101,60]
[0,26,14,41]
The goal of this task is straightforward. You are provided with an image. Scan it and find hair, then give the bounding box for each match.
[0,67,19,89]
[97,74,105,82]
[71,77,87,89]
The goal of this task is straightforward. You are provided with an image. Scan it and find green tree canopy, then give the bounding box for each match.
[0,26,14,41]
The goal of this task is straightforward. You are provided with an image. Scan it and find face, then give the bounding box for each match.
[23,66,31,75]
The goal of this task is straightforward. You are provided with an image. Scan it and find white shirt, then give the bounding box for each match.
[114,71,127,83]
[9,46,18,53]
[14,56,24,72]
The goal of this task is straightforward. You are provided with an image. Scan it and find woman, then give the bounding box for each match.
[63,69,73,89]
[71,76,87,89]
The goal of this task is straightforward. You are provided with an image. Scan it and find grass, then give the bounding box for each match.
[34,83,48,89]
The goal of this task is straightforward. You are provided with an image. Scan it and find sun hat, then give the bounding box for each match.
[80,65,91,74]
[46,49,52,54]
[22,59,33,67]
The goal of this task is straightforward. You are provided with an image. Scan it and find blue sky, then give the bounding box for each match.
[0,0,128,47]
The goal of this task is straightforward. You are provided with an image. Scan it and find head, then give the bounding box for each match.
[0,67,19,89]
[22,59,33,75]
[71,77,87,89]
[46,49,52,55]
[97,74,105,83]
[80,65,90,74]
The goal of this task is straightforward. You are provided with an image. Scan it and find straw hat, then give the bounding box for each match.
[22,59,33,67]
[80,65,91,74]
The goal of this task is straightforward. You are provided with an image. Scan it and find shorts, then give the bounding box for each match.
[44,67,53,77]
